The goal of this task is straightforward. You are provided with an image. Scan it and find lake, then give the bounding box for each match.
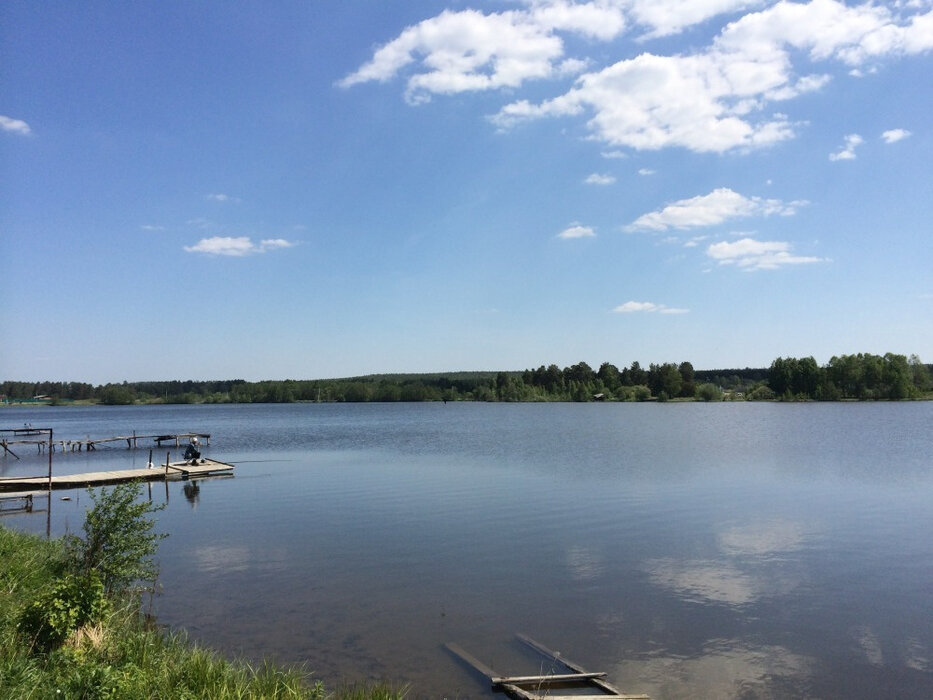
[2,402,932,698]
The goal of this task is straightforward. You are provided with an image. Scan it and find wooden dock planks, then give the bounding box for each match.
[1,432,211,455]
[447,635,651,700]
[0,459,234,493]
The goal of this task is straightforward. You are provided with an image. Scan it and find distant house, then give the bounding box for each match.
[592,393,606,401]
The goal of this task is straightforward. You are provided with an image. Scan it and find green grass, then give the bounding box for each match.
[0,526,406,700]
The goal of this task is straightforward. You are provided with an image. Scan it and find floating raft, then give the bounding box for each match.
[447,634,650,700]
[0,459,234,493]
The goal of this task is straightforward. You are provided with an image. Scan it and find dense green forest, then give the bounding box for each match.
[3,353,930,405]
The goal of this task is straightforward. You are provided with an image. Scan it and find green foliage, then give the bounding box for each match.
[647,363,683,399]
[746,384,775,401]
[5,353,931,404]
[69,482,166,596]
[678,362,696,397]
[97,384,137,405]
[18,571,108,651]
[695,383,723,402]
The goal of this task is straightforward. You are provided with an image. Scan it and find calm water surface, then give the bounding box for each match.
[2,402,932,698]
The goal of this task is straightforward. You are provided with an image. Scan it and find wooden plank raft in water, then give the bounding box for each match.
[0,459,234,493]
[446,634,651,700]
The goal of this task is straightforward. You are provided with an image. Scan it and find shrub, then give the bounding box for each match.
[746,385,775,401]
[632,385,652,402]
[695,383,723,402]
[67,482,165,596]
[18,571,108,651]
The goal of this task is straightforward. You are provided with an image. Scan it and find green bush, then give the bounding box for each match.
[746,384,775,401]
[67,482,166,595]
[632,385,652,402]
[695,383,723,402]
[18,571,108,651]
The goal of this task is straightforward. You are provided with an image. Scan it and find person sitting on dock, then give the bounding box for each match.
[183,438,201,464]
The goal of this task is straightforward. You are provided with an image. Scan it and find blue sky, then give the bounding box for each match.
[2,1,931,383]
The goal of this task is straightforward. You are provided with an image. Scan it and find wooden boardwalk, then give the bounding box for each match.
[0,459,234,493]
[447,634,651,700]
[1,432,211,457]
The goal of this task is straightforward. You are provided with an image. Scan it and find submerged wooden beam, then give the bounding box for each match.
[447,637,652,700]
[496,672,607,685]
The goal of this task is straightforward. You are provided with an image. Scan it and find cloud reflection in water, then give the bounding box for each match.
[613,640,813,700]
[630,518,816,696]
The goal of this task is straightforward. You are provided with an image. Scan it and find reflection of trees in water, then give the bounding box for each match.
[183,481,200,507]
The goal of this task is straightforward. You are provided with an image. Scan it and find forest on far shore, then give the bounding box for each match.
[2,352,930,406]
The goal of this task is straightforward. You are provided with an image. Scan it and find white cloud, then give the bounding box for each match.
[259,238,295,250]
[344,1,932,152]
[528,0,628,41]
[489,0,933,153]
[557,223,596,239]
[490,49,804,152]
[584,172,615,185]
[627,187,804,232]
[184,236,296,256]
[706,237,825,270]
[638,168,655,175]
[881,128,911,143]
[829,133,863,160]
[0,115,31,136]
[206,193,240,203]
[140,224,165,232]
[338,5,622,103]
[613,300,689,314]
[715,0,933,66]
[629,0,764,40]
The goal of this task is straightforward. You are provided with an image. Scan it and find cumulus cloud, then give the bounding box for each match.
[184,236,296,256]
[881,128,911,143]
[628,0,764,40]
[343,1,932,152]
[584,172,615,185]
[489,49,809,151]
[488,0,932,152]
[338,5,621,103]
[613,300,689,314]
[706,237,824,270]
[829,133,863,160]
[638,168,655,175]
[627,187,805,232]
[557,223,596,239]
[0,115,32,135]
[338,1,784,106]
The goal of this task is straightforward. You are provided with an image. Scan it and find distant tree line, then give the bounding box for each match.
[767,353,930,400]
[2,353,929,405]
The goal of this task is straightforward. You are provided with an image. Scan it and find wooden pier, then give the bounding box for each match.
[0,490,49,515]
[1,432,210,458]
[0,458,234,493]
[447,634,650,700]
